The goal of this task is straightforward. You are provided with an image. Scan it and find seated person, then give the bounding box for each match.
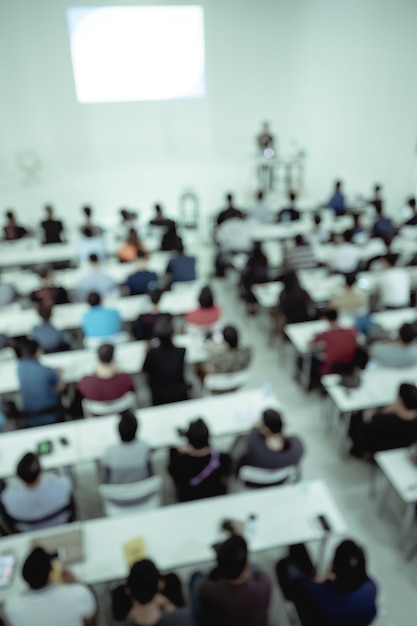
[132,290,171,341]
[30,266,69,306]
[284,235,316,271]
[237,408,304,475]
[308,213,328,245]
[3,209,28,240]
[102,411,152,484]
[40,205,64,244]
[276,539,377,626]
[348,212,367,242]
[118,228,149,263]
[78,343,135,403]
[367,183,383,212]
[371,205,396,240]
[4,546,97,626]
[206,325,251,374]
[191,535,271,626]
[168,418,231,502]
[165,243,196,283]
[77,227,107,263]
[403,196,417,226]
[216,193,244,226]
[77,253,117,301]
[325,180,346,216]
[30,303,72,353]
[143,317,188,405]
[117,208,138,240]
[327,231,361,274]
[149,203,172,227]
[378,254,410,309]
[0,269,19,306]
[185,285,221,326]
[349,383,417,457]
[329,273,369,316]
[250,190,271,223]
[82,292,122,338]
[161,221,183,252]
[0,452,73,531]
[277,271,315,331]
[277,191,300,222]
[370,323,417,367]
[310,309,358,375]
[79,205,104,237]
[126,251,158,295]
[17,338,65,426]
[113,559,191,626]
[240,242,269,313]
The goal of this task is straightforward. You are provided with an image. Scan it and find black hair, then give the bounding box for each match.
[137,249,146,259]
[20,338,40,358]
[83,206,92,217]
[199,286,214,309]
[128,559,160,604]
[22,548,52,590]
[335,180,342,190]
[223,325,238,349]
[294,234,306,246]
[256,190,264,201]
[226,193,233,203]
[38,302,53,322]
[216,535,248,581]
[6,210,14,220]
[399,383,417,410]
[186,418,210,449]
[282,270,302,294]
[87,291,101,307]
[98,343,114,364]
[384,254,397,268]
[38,265,52,280]
[324,308,338,322]
[313,213,321,226]
[289,190,296,202]
[118,410,138,442]
[154,204,162,215]
[149,289,162,306]
[17,452,41,484]
[89,253,99,263]
[154,316,173,347]
[83,227,93,238]
[343,230,353,243]
[399,323,415,345]
[332,540,367,592]
[262,408,283,434]
[408,197,416,209]
[345,273,356,288]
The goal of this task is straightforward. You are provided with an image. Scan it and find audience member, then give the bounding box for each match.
[102,411,152,484]
[367,184,383,213]
[378,254,410,309]
[186,285,221,326]
[143,317,188,405]
[327,231,361,274]
[191,535,271,626]
[126,251,158,295]
[30,266,69,306]
[118,228,149,262]
[40,205,64,245]
[0,453,73,531]
[310,309,358,375]
[250,190,271,223]
[117,208,138,240]
[257,120,275,151]
[0,269,19,306]
[30,303,72,353]
[278,191,300,222]
[276,539,377,626]
[206,325,251,374]
[403,197,417,226]
[82,292,122,338]
[370,323,417,367]
[161,221,183,252]
[348,212,367,242]
[216,193,243,226]
[165,243,196,283]
[349,383,417,457]
[308,213,328,245]
[240,242,269,313]
[80,205,103,237]
[132,290,171,341]
[237,408,304,475]
[168,418,231,502]
[17,338,64,426]
[371,205,395,240]
[149,204,172,227]
[330,273,369,316]
[284,235,316,271]
[77,253,117,301]
[325,180,346,216]
[276,271,315,334]
[3,210,28,240]
[77,227,107,263]
[3,546,97,626]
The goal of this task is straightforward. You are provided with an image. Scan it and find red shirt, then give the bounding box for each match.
[78,373,134,401]
[313,326,358,375]
[185,306,221,326]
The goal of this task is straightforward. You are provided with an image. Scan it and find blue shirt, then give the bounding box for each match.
[126,270,158,295]
[17,359,59,414]
[166,255,196,282]
[82,305,122,337]
[30,322,71,353]
[327,191,346,215]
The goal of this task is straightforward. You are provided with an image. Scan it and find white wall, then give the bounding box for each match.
[0,0,416,221]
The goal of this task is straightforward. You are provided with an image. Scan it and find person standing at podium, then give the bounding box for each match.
[257,121,275,152]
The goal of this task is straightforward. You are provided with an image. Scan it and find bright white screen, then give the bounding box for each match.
[67,6,205,103]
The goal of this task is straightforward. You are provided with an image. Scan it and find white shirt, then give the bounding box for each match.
[4,583,96,626]
[328,243,361,273]
[379,267,410,308]
[250,201,271,223]
[217,219,252,252]
[77,268,117,301]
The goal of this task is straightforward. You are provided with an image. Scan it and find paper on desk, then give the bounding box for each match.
[123,537,148,568]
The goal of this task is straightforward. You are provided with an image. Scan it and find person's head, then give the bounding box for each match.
[127,228,139,244]
[294,234,305,247]
[352,212,361,226]
[154,204,163,217]
[345,273,357,288]
[398,383,417,410]
[98,343,114,365]
[262,408,283,434]
[120,209,129,222]
[22,548,52,591]
[313,213,321,227]
[6,210,15,222]
[118,410,138,443]
[256,190,264,201]
[381,254,396,269]
[282,270,301,293]
[251,241,264,257]
[288,190,297,203]
[335,180,342,191]
[45,205,53,218]
[324,308,338,323]
[374,184,381,195]
[38,302,53,322]
[83,206,92,218]
[407,197,416,211]
[20,338,41,359]
[198,286,214,309]
[17,452,41,485]
[176,241,185,254]
[149,289,162,306]
[399,323,415,345]
[83,227,93,238]
[343,230,353,243]
[89,253,99,266]
[332,539,367,592]
[154,316,173,346]
[87,291,101,308]
[128,559,160,605]
[38,265,52,283]
[185,418,210,449]
[375,203,383,216]
[216,535,248,581]
[223,325,239,349]
[226,193,233,207]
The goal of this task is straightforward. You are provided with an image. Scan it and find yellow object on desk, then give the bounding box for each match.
[123,537,148,568]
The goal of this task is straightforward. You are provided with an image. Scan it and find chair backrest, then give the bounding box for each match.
[204,369,249,394]
[238,464,298,488]
[83,331,130,351]
[82,391,136,418]
[98,475,162,517]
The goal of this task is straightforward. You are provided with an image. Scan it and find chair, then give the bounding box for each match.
[83,331,130,350]
[82,391,136,418]
[98,476,162,517]
[203,369,249,395]
[237,464,299,489]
